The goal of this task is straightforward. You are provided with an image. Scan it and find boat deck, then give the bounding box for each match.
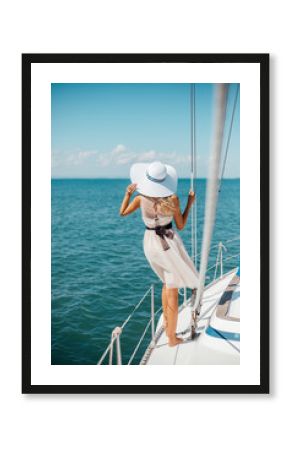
[141,269,240,365]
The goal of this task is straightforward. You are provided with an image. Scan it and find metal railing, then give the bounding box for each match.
[193,236,239,282]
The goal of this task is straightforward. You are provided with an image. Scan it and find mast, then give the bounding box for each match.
[192,84,229,329]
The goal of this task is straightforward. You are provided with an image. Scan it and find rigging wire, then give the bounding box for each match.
[218,84,240,192]
[190,84,198,265]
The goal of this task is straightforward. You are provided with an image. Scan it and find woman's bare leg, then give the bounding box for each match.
[162,284,168,334]
[166,287,183,346]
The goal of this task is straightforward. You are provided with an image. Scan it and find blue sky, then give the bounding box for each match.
[51,83,240,178]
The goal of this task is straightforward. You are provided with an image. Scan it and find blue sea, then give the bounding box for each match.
[51,179,240,365]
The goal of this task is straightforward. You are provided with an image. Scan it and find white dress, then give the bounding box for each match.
[140,195,199,289]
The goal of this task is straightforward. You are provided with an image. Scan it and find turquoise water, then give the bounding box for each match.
[51,179,240,365]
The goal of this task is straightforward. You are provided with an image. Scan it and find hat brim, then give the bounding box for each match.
[130,163,177,198]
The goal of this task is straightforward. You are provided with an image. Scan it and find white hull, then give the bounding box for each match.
[141,268,240,365]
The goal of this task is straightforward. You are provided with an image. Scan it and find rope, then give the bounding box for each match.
[97,285,152,364]
[220,236,239,245]
[193,84,229,318]
[97,335,117,365]
[121,285,152,329]
[128,306,162,365]
[218,84,239,192]
[128,318,153,365]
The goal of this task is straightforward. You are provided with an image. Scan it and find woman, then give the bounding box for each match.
[119,161,199,347]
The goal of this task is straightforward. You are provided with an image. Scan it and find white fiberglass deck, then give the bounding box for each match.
[141,269,240,365]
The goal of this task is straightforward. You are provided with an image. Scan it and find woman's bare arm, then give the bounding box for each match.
[173,191,195,230]
[119,183,141,216]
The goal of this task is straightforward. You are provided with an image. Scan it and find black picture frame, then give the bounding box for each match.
[22,53,269,394]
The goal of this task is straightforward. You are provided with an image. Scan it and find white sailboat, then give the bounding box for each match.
[98,83,240,366]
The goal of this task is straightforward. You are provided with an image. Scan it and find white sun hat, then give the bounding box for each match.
[130,161,178,198]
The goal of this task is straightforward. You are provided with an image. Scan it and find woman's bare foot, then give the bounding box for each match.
[168,336,183,347]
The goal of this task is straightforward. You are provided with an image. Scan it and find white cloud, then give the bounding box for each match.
[137,150,156,162]
[52,144,192,175]
[111,144,126,155]
[115,154,136,165]
[52,151,61,168]
[95,153,110,167]
[52,149,100,167]
[78,150,98,160]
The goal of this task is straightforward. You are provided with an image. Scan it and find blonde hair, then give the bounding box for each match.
[145,195,177,216]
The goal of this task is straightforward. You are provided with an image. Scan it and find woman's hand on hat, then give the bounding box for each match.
[126,183,137,195]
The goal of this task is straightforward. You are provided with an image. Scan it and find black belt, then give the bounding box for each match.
[145,222,174,251]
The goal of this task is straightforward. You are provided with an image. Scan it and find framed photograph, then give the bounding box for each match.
[22,53,269,394]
